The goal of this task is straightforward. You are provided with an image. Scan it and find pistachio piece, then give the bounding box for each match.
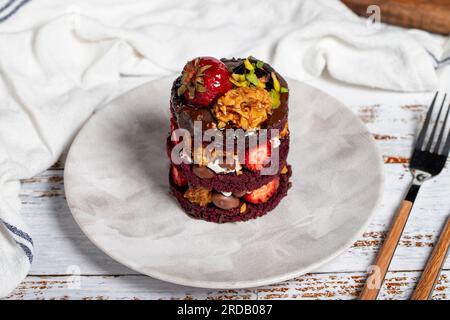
[271,72,280,92]
[232,73,246,82]
[229,77,248,87]
[256,81,266,89]
[269,89,281,109]
[246,73,259,87]
[244,58,254,71]
[256,60,264,69]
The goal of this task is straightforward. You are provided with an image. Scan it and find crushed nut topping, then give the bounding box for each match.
[184,186,212,206]
[279,122,289,138]
[213,87,272,130]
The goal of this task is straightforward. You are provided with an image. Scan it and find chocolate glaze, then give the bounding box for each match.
[177,107,216,133]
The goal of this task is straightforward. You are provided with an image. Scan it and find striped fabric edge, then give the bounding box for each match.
[0,0,35,258]
[15,241,34,263]
[427,50,450,69]
[0,0,31,23]
[0,219,34,263]
[0,0,18,13]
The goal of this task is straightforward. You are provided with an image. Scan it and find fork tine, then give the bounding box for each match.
[416,92,438,150]
[443,122,450,156]
[435,101,450,154]
[426,93,447,152]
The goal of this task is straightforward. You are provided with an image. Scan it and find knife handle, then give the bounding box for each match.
[411,216,450,300]
[359,200,414,300]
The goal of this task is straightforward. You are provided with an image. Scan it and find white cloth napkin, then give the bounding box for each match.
[0,0,448,297]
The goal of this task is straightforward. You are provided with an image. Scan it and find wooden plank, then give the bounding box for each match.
[5,271,449,300]
[257,270,450,300]
[342,0,450,35]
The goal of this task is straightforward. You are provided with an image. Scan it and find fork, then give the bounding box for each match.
[359,92,450,300]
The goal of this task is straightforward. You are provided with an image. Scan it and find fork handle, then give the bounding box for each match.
[411,216,450,300]
[359,199,414,300]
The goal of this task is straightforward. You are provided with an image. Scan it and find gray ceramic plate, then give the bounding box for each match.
[65,77,384,288]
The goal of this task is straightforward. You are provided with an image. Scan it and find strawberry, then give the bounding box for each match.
[171,165,187,187]
[245,143,271,171]
[243,177,280,204]
[177,57,232,107]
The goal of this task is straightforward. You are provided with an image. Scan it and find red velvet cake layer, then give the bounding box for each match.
[170,166,292,223]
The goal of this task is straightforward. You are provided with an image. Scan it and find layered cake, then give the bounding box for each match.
[167,56,291,223]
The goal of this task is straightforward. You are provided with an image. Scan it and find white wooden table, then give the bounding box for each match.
[5,74,450,300]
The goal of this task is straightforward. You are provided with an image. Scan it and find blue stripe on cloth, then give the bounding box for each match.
[438,56,450,65]
[2,221,34,245]
[1,219,34,263]
[427,50,450,69]
[15,241,33,263]
[0,0,30,23]
[0,0,17,13]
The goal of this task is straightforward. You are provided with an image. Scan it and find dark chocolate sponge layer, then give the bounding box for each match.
[167,135,290,192]
[170,166,292,223]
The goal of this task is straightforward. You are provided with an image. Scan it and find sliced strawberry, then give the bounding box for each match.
[243,177,279,204]
[245,143,271,171]
[171,165,187,187]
